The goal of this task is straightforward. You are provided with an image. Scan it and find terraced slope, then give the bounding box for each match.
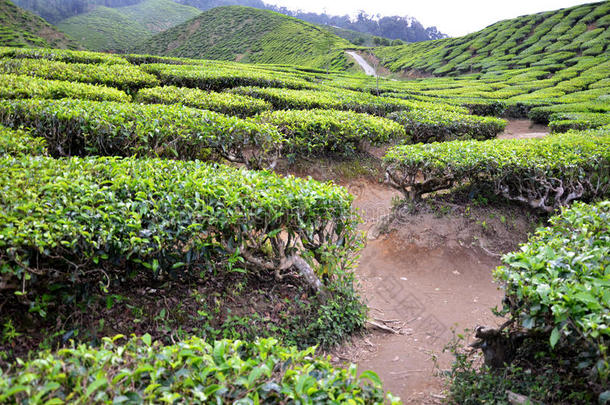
[135,6,353,70]
[375,1,610,76]
[56,0,200,52]
[0,0,79,48]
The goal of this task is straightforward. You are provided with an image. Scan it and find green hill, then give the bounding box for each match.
[322,25,388,47]
[375,1,610,76]
[135,6,354,70]
[0,0,79,48]
[119,0,200,32]
[56,0,200,52]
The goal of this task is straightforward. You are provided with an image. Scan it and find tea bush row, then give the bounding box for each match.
[548,112,610,133]
[0,336,397,404]
[0,156,359,316]
[496,201,610,385]
[256,109,407,156]
[0,73,130,103]
[141,63,312,92]
[231,86,469,117]
[387,109,506,143]
[383,129,610,211]
[0,99,282,169]
[0,58,158,93]
[0,46,129,65]
[0,125,46,156]
[135,85,271,117]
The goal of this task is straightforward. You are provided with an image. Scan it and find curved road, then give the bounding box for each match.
[346,51,377,76]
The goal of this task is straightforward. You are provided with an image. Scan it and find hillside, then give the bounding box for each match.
[0,0,79,48]
[56,0,200,52]
[175,0,446,42]
[135,6,354,69]
[57,6,147,51]
[12,0,142,23]
[322,25,391,47]
[119,0,200,32]
[375,1,610,76]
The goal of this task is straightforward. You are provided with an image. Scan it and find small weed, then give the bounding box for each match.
[1,319,21,343]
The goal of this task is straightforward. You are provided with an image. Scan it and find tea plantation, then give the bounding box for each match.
[0,0,608,403]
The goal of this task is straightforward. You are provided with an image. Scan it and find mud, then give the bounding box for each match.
[498,119,549,139]
[329,180,536,403]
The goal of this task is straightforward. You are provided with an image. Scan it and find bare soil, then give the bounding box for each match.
[498,119,549,139]
[328,180,537,403]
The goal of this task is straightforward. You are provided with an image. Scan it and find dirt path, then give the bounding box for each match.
[330,181,535,403]
[346,51,377,77]
[498,119,549,139]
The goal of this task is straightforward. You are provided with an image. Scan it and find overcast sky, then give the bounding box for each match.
[263,0,597,36]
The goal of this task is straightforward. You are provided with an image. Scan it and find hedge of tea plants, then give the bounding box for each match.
[528,100,610,125]
[387,109,507,143]
[495,201,610,386]
[383,130,610,211]
[0,336,397,404]
[0,124,46,156]
[231,86,469,117]
[256,109,407,156]
[548,112,610,133]
[136,85,271,117]
[0,99,282,169]
[141,63,313,92]
[0,156,359,315]
[0,58,158,92]
[0,73,131,102]
[0,46,130,65]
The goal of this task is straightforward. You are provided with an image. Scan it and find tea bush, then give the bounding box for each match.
[548,112,610,133]
[0,156,359,315]
[0,99,282,169]
[387,109,506,143]
[231,86,469,117]
[0,58,158,92]
[495,201,610,387]
[257,109,407,156]
[142,63,312,92]
[0,335,398,404]
[383,130,610,211]
[0,46,130,65]
[0,73,131,102]
[0,125,46,156]
[136,85,271,117]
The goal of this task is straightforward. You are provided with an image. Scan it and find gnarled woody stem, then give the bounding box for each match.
[235,247,328,299]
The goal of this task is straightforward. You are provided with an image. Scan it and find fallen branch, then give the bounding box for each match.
[367,320,400,334]
[373,317,400,324]
[507,391,540,405]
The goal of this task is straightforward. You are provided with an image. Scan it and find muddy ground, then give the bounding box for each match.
[498,119,549,139]
[287,120,548,403]
[333,181,537,403]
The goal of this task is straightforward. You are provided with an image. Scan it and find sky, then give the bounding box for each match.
[263,0,597,36]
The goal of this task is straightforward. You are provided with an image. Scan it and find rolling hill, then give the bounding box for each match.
[56,0,200,52]
[0,0,80,48]
[322,25,389,47]
[374,1,610,76]
[135,6,354,70]
[11,0,143,24]
[175,0,446,42]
